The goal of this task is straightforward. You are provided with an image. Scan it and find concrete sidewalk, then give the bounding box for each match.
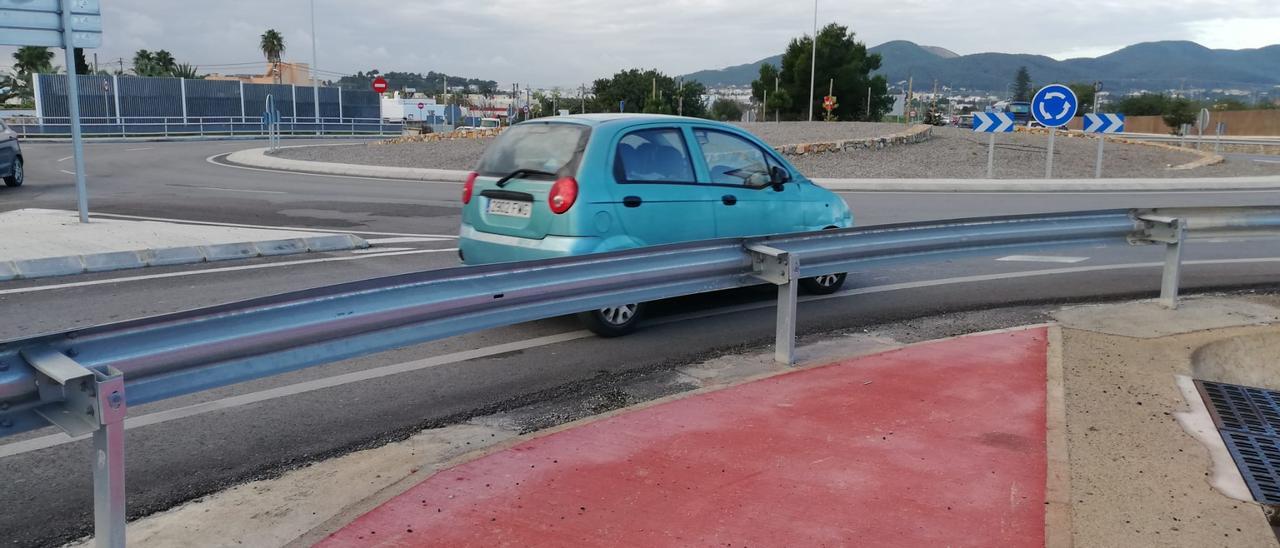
[321,328,1052,547]
[0,209,367,280]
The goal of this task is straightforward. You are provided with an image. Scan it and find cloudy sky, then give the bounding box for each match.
[4,0,1279,87]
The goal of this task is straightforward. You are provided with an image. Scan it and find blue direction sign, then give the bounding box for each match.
[1031,84,1078,128]
[972,112,1015,133]
[0,0,103,48]
[1083,113,1124,134]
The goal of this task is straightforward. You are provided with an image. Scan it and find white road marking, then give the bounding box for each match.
[205,152,463,185]
[0,331,593,459]
[0,248,459,296]
[189,186,288,195]
[56,155,73,162]
[350,246,414,254]
[126,147,154,151]
[58,169,75,175]
[996,255,1089,264]
[89,212,460,239]
[365,236,451,244]
[5,255,1280,458]
[1253,159,1280,164]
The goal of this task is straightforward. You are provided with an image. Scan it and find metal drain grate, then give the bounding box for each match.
[1197,380,1280,505]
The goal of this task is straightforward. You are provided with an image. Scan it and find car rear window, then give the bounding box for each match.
[476,123,589,178]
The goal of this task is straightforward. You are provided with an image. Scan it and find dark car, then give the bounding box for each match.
[0,119,22,187]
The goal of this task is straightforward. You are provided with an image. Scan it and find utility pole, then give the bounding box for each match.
[774,75,779,122]
[311,0,320,129]
[93,52,98,73]
[581,84,586,113]
[678,79,684,116]
[906,76,913,124]
[808,0,817,122]
[866,86,871,120]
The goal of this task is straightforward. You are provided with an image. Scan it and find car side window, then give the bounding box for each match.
[614,128,696,183]
[693,129,772,187]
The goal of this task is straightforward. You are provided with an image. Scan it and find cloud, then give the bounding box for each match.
[2,0,1278,85]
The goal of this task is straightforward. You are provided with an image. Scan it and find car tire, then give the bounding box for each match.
[3,157,22,187]
[577,303,644,337]
[800,272,847,295]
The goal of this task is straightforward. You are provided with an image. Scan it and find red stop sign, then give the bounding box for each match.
[371,77,388,93]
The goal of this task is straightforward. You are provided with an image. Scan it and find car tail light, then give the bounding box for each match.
[462,171,478,204]
[548,177,578,214]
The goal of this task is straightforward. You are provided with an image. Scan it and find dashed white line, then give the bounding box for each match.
[0,248,459,296]
[126,147,154,151]
[56,155,73,162]
[996,255,1089,264]
[351,246,415,254]
[58,169,76,175]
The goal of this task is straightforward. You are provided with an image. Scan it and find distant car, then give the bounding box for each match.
[458,113,854,336]
[0,119,22,187]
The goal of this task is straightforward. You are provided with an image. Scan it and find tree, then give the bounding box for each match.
[10,46,54,101]
[132,50,158,76]
[152,50,176,75]
[709,98,743,121]
[1162,97,1197,134]
[1210,98,1251,111]
[1012,67,1031,102]
[260,29,286,83]
[591,69,707,118]
[768,23,892,121]
[1066,83,1096,113]
[1113,93,1170,116]
[73,48,91,74]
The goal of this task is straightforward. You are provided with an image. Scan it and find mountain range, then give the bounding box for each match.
[680,40,1280,93]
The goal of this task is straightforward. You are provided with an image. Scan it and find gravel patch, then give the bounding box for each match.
[790,127,1280,179]
[269,125,1280,179]
[730,122,911,146]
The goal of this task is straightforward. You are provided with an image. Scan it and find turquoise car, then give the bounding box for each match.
[459,114,853,335]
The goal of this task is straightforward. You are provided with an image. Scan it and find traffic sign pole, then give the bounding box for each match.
[1045,130,1055,179]
[61,0,89,223]
[987,132,996,179]
[1095,136,1104,179]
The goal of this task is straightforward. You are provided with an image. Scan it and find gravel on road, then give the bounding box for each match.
[270,125,1280,179]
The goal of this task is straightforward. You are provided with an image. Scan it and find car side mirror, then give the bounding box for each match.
[769,165,791,189]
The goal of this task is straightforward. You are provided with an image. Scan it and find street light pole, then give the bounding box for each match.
[310,0,320,131]
[807,0,817,122]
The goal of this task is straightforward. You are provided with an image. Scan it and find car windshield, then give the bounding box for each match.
[476,123,589,178]
[1007,103,1030,113]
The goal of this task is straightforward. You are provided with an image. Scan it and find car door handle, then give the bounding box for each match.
[622,196,642,208]
[721,195,737,206]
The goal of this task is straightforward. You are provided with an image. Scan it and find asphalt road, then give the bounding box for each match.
[3,138,1280,546]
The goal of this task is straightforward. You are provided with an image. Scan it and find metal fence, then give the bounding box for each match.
[34,74,382,124]
[2,207,1280,547]
[3,116,402,138]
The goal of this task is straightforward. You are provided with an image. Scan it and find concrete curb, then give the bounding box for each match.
[0,234,367,281]
[813,175,1280,192]
[225,147,470,182]
[1017,127,1226,170]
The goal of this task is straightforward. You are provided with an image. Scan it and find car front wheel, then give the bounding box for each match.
[3,157,22,187]
[800,272,847,295]
[578,303,644,337]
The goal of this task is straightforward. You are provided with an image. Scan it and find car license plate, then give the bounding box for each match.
[487,198,532,218]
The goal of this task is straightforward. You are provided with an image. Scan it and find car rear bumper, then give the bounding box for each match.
[458,224,601,265]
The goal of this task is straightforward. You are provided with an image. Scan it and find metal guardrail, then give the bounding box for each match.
[1,115,404,139]
[1118,133,1280,150]
[3,206,1280,547]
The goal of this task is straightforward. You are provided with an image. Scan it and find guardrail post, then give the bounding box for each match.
[1130,214,1186,309]
[748,244,798,365]
[20,348,127,548]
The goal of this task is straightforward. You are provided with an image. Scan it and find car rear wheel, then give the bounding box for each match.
[3,157,22,187]
[800,273,847,295]
[578,303,644,337]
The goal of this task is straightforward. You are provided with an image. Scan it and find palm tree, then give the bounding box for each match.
[11,46,55,100]
[171,63,201,79]
[152,50,176,75]
[260,29,285,84]
[132,49,156,76]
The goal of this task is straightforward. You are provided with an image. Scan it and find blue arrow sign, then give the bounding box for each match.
[1083,113,1124,134]
[972,112,1015,133]
[1031,84,1078,128]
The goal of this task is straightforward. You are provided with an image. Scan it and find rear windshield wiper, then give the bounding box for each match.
[495,168,557,188]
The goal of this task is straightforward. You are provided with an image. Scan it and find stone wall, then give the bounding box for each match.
[773,124,933,156]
